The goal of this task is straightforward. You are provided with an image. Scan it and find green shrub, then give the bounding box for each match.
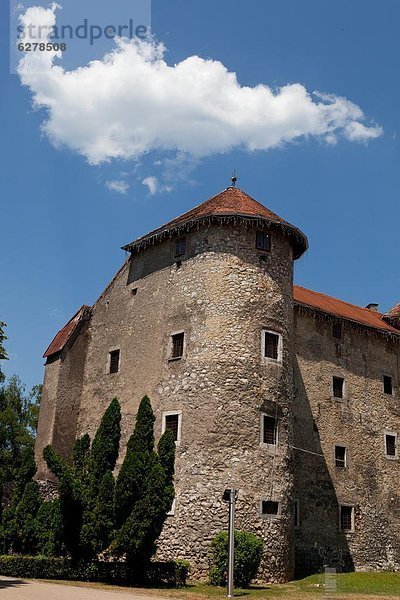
[209,530,263,588]
[0,555,189,587]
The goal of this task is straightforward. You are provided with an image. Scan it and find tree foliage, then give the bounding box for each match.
[209,530,264,588]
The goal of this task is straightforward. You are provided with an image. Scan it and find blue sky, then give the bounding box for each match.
[1,0,399,389]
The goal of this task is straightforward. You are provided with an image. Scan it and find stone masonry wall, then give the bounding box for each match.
[293,310,400,575]
[75,222,297,582]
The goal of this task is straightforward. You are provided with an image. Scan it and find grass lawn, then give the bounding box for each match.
[38,572,400,600]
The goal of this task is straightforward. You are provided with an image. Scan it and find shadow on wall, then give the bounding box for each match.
[293,358,354,578]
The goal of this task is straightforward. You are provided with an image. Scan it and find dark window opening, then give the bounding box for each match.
[171,332,184,359]
[263,415,278,445]
[294,500,300,528]
[383,375,393,395]
[332,322,342,339]
[333,376,344,399]
[175,237,186,257]
[264,331,279,360]
[261,500,279,516]
[256,231,271,251]
[131,287,138,296]
[109,350,120,374]
[385,434,396,457]
[340,505,353,531]
[335,446,346,468]
[165,414,179,442]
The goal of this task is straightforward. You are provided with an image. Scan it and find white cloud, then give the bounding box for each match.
[142,176,158,195]
[18,5,383,168]
[106,179,129,194]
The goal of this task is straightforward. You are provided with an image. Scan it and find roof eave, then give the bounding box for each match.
[122,213,308,259]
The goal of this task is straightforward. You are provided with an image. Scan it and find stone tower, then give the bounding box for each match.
[36,186,308,581]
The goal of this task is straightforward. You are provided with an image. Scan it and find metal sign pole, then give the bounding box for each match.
[227,488,236,598]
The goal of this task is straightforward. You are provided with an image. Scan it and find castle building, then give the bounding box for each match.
[35,187,400,581]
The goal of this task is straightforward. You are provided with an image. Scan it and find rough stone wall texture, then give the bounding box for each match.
[73,223,296,582]
[35,219,400,582]
[293,310,400,575]
[35,320,89,480]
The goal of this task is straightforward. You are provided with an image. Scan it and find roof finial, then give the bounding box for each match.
[231,170,238,188]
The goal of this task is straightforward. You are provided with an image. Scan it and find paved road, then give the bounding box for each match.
[0,577,167,599]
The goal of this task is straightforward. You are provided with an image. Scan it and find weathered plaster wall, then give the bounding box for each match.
[35,322,89,480]
[76,223,296,581]
[293,310,400,574]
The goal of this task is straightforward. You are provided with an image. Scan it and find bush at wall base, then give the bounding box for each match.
[209,530,263,588]
[0,555,190,587]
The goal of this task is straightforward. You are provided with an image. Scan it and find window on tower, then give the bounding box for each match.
[261,414,278,445]
[109,349,120,374]
[339,505,354,532]
[162,411,182,444]
[332,376,345,399]
[262,330,282,363]
[175,237,186,258]
[170,332,185,360]
[256,230,271,252]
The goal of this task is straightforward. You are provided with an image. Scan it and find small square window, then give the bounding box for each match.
[109,350,120,374]
[332,322,342,340]
[256,231,271,251]
[335,445,347,468]
[261,415,278,445]
[171,332,184,359]
[131,287,138,296]
[383,375,393,396]
[333,376,344,399]
[263,331,280,361]
[385,434,397,458]
[261,500,280,516]
[339,505,354,532]
[175,237,186,257]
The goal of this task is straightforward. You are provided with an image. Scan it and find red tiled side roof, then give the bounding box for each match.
[122,187,308,258]
[43,305,91,358]
[294,285,400,334]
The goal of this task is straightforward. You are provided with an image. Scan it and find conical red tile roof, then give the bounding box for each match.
[123,187,308,258]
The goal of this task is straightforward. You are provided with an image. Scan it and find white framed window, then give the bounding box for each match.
[261,330,282,363]
[168,331,185,361]
[260,499,281,518]
[384,431,397,459]
[260,413,278,446]
[162,411,182,445]
[332,376,345,399]
[383,375,393,396]
[334,445,347,468]
[166,498,176,517]
[294,499,300,529]
[339,504,355,533]
[107,348,120,374]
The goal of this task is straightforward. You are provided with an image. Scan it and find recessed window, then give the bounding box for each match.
[339,505,354,532]
[131,287,138,296]
[262,330,282,362]
[383,375,393,396]
[294,500,300,528]
[162,411,182,444]
[175,237,186,257]
[171,332,185,359]
[256,231,271,252]
[166,498,176,517]
[261,500,280,517]
[385,433,397,458]
[109,349,120,374]
[332,376,344,399]
[261,414,278,445]
[332,321,342,340]
[335,445,347,468]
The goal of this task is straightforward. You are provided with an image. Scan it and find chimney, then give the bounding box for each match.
[366,303,379,312]
[382,302,400,330]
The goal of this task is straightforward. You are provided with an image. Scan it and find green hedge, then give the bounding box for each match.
[0,555,190,587]
[209,530,263,588]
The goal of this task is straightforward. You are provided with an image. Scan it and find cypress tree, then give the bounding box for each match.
[91,398,121,486]
[12,481,42,554]
[36,499,64,556]
[72,433,91,477]
[114,396,155,527]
